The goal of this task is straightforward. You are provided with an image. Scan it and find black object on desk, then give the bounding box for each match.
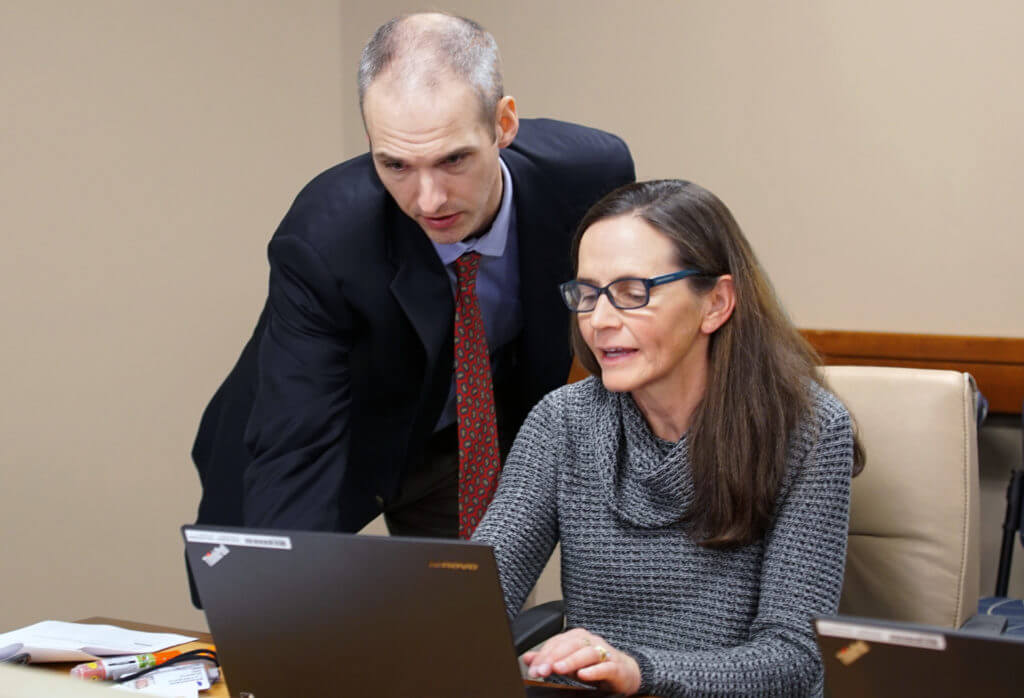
[993,401,1024,598]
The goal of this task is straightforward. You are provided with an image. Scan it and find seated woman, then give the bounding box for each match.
[472,179,862,697]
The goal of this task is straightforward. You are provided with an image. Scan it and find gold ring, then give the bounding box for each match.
[594,645,609,662]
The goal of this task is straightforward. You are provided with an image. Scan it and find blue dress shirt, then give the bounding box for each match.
[431,158,523,431]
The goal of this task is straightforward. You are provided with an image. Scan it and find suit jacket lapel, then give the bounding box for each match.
[507,154,568,307]
[503,148,576,402]
[387,210,453,383]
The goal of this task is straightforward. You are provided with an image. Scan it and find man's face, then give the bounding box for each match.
[363,75,517,244]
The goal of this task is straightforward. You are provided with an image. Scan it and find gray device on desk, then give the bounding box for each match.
[814,614,1024,698]
[183,524,618,698]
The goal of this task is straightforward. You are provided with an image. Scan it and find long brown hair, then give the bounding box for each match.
[570,180,863,547]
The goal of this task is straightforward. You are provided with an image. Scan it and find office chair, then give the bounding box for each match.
[826,366,981,628]
[511,366,983,652]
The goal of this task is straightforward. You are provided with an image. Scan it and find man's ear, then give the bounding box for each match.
[701,275,736,334]
[494,96,519,148]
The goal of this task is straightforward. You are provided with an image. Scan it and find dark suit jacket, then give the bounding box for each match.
[192,118,634,536]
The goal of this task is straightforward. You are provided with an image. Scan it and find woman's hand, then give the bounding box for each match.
[522,627,642,695]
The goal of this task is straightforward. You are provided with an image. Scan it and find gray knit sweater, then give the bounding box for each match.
[473,377,853,697]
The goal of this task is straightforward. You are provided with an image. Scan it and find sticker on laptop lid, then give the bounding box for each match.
[835,640,870,666]
[202,543,230,567]
[185,530,292,550]
[816,620,946,651]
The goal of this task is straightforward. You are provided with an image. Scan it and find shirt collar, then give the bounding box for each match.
[431,157,513,266]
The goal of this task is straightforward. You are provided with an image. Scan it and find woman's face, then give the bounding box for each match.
[576,214,713,399]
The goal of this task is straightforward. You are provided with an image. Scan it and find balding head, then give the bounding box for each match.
[358,13,504,125]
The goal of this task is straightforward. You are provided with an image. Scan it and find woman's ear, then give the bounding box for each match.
[701,275,736,334]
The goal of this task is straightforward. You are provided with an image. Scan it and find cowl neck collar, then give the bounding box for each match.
[587,387,696,528]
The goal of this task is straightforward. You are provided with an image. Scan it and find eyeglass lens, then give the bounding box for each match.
[567,279,650,311]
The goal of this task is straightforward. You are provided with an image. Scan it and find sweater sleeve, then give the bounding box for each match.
[472,391,565,618]
[629,406,854,698]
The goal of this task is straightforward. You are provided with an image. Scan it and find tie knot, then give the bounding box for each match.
[454,251,481,290]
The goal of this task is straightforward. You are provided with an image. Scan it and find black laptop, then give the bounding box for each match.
[183,524,618,697]
[815,614,1024,698]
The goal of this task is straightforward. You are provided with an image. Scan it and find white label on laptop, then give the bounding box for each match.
[185,530,292,550]
[816,620,946,651]
[202,543,230,567]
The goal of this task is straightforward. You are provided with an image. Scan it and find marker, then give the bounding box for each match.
[70,650,181,680]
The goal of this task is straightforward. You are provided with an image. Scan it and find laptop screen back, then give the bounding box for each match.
[184,525,526,698]
[815,615,1024,698]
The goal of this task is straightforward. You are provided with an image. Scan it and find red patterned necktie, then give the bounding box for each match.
[453,252,502,538]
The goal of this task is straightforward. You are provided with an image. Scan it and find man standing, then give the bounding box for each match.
[192,13,634,556]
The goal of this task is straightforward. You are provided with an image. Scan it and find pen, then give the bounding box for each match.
[70,650,181,680]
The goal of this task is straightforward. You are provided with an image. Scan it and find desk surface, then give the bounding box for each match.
[31,618,638,697]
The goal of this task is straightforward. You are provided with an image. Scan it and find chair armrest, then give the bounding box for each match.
[511,600,565,654]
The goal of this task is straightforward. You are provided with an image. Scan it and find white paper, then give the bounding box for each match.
[0,621,196,663]
[112,683,199,698]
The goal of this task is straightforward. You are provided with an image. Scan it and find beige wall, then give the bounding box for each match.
[1,0,344,630]
[343,0,1024,337]
[2,0,1022,633]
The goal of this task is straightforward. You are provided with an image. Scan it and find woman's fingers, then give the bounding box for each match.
[525,628,597,678]
[551,643,610,674]
[576,655,618,682]
[521,628,642,695]
[578,649,642,694]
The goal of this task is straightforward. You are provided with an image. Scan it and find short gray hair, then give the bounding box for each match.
[358,13,504,123]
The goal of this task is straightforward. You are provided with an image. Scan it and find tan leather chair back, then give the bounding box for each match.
[822,366,980,628]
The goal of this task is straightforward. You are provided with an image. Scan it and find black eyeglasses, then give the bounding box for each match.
[559,269,706,313]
